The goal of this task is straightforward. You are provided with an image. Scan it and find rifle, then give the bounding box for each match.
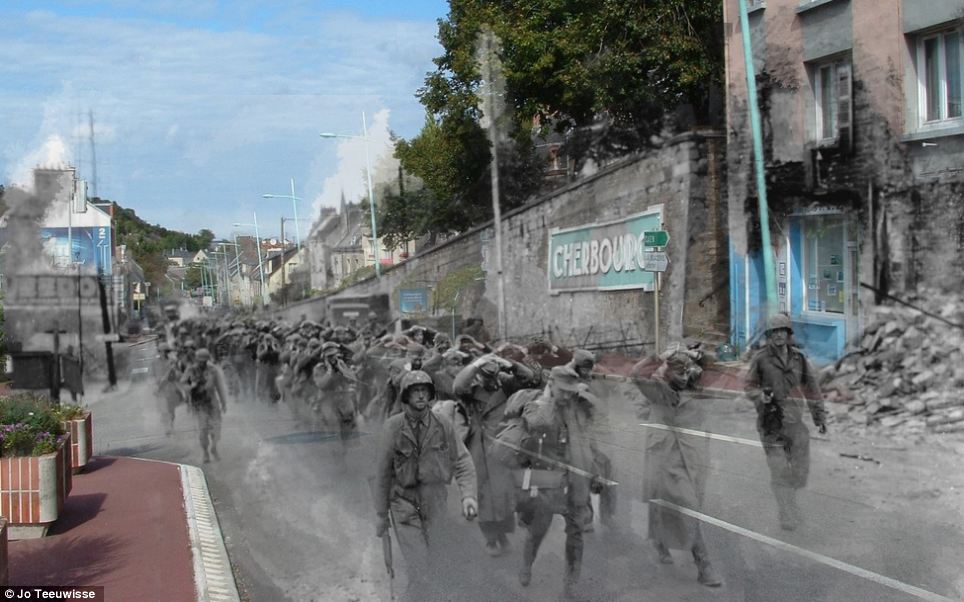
[366,477,395,601]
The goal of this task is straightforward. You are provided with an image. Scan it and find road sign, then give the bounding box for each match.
[642,251,669,272]
[643,230,670,247]
[95,333,121,343]
[133,293,146,301]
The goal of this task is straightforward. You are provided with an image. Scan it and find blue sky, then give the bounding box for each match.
[0,0,450,241]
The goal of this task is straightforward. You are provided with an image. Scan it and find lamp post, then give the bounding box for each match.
[262,177,302,250]
[320,111,381,277]
[234,213,268,306]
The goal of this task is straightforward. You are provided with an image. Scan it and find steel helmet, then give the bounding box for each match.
[399,370,435,402]
[196,348,212,361]
[765,313,793,334]
[321,341,341,356]
[571,348,595,369]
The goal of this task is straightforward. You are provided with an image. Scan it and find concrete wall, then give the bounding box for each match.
[903,0,964,32]
[800,0,853,61]
[299,132,728,353]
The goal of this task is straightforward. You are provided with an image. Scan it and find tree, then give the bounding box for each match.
[183,265,203,291]
[383,0,722,244]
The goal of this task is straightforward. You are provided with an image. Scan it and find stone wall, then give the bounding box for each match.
[301,131,728,353]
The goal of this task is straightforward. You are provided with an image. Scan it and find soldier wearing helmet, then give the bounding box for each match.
[745,312,827,531]
[453,353,536,557]
[374,370,478,600]
[180,348,230,463]
[154,340,182,436]
[312,340,360,454]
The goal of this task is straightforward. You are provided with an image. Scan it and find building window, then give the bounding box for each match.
[918,29,963,125]
[801,215,849,315]
[811,58,851,145]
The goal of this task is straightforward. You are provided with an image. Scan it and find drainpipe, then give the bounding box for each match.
[737,0,778,315]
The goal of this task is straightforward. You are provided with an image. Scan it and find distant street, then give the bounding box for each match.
[86,340,964,602]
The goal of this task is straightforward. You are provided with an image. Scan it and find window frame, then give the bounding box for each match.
[814,61,839,144]
[809,55,851,147]
[799,214,851,317]
[916,27,964,129]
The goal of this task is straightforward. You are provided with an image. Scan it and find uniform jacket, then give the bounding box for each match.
[374,409,477,526]
[745,344,827,428]
[522,389,601,510]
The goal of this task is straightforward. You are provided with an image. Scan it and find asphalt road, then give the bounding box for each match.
[89,341,964,602]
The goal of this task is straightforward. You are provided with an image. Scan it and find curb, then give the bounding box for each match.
[179,465,241,602]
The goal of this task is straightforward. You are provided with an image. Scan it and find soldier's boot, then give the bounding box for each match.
[772,484,796,531]
[788,487,804,526]
[210,443,220,461]
[563,541,582,598]
[497,533,512,554]
[519,533,536,587]
[202,448,211,463]
[653,539,674,564]
[693,544,723,587]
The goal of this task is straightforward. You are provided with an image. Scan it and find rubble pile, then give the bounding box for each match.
[822,292,964,434]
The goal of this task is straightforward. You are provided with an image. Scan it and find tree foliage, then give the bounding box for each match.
[110,201,215,291]
[383,0,723,245]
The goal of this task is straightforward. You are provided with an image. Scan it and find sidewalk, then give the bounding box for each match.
[6,456,239,602]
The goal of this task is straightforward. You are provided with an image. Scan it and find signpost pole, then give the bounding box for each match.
[654,255,660,356]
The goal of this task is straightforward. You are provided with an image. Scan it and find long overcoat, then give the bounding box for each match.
[635,379,709,550]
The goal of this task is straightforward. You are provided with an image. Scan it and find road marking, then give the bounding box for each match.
[131,367,150,374]
[649,498,958,602]
[638,422,763,447]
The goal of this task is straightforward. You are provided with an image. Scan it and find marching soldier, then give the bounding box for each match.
[745,313,828,530]
[634,350,723,587]
[373,370,478,601]
[517,366,605,597]
[180,348,230,463]
[454,352,535,557]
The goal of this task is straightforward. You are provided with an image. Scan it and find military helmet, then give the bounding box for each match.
[196,348,212,361]
[765,313,793,334]
[183,339,197,349]
[321,341,341,356]
[571,348,595,369]
[399,370,435,402]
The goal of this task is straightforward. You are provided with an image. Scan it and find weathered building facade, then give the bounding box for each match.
[726,0,964,363]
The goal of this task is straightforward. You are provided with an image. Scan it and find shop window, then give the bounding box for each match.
[916,28,963,126]
[802,215,849,314]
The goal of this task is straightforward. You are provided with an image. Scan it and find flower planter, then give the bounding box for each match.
[63,411,93,474]
[0,432,72,539]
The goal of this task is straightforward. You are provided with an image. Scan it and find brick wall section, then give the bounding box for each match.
[296,132,729,351]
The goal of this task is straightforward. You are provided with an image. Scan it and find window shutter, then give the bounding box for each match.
[837,62,854,153]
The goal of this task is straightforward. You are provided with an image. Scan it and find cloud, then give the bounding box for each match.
[0,4,443,238]
[308,108,395,217]
[8,135,73,189]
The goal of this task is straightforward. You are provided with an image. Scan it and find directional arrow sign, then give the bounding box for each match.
[642,251,669,272]
[643,230,670,247]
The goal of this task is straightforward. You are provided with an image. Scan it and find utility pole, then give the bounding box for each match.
[478,28,507,342]
[280,217,287,308]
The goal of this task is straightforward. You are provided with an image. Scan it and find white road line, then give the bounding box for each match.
[649,499,958,602]
[638,422,763,447]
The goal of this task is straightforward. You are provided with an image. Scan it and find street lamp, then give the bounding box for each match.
[233,212,268,306]
[320,111,381,277]
[262,177,302,250]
